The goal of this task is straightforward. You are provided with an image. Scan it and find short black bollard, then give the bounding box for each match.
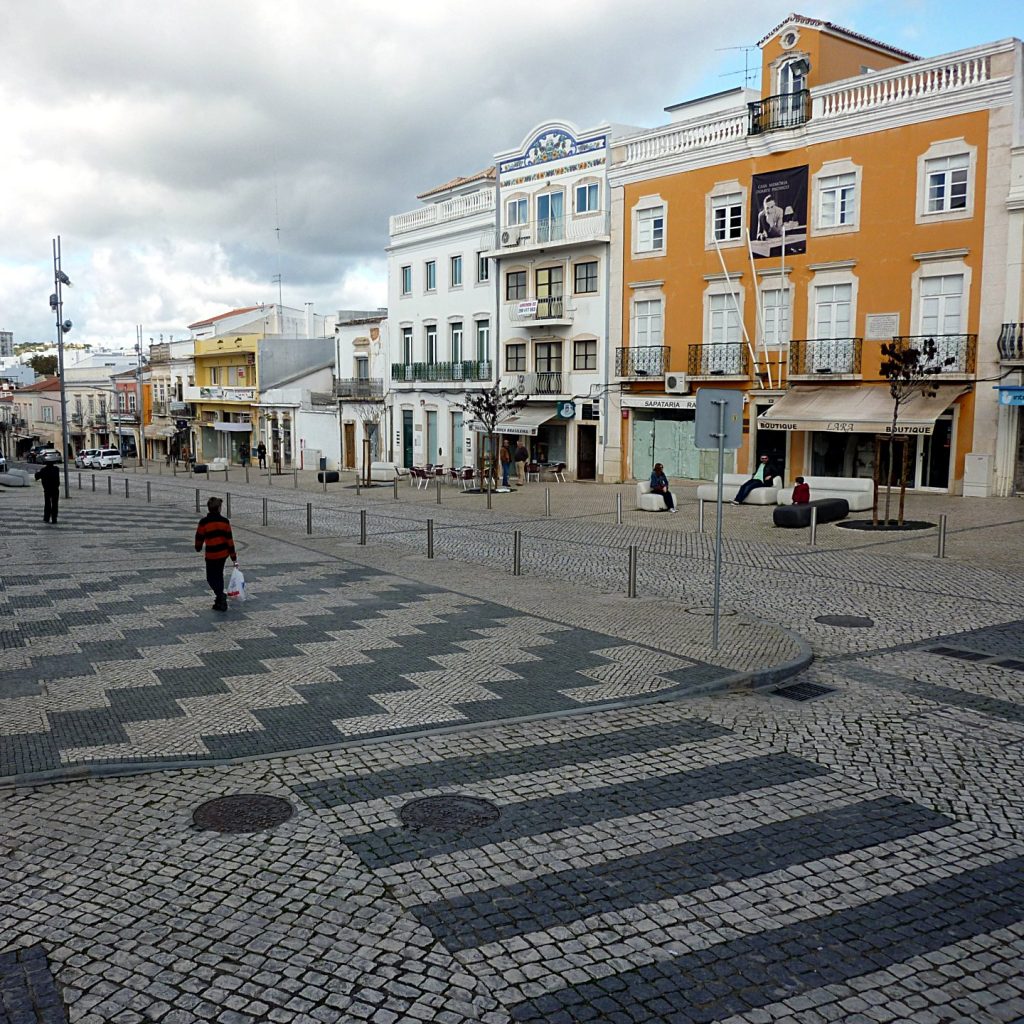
[427,518,434,559]
[359,509,367,545]
[393,477,398,501]
[92,474,96,492]
[436,479,442,504]
[226,493,231,518]
[627,545,638,598]
[78,472,82,490]
[146,481,151,504]
[355,476,361,496]
[513,530,521,576]
[195,488,200,513]
[107,476,112,495]
[262,497,268,526]
[937,513,948,558]
[306,502,312,534]
[293,468,298,489]
[125,479,129,499]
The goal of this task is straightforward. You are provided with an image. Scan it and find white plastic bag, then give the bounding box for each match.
[227,565,246,601]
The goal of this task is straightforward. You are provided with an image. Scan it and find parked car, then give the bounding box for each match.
[0,451,6,473]
[38,449,63,464]
[76,448,100,468]
[94,448,123,469]
[26,444,55,463]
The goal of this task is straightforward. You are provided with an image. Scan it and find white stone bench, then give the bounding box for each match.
[636,480,676,512]
[777,475,873,511]
[369,461,411,483]
[697,473,780,505]
[208,457,229,475]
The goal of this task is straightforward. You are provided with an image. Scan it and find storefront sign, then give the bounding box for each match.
[621,395,697,410]
[996,387,1024,406]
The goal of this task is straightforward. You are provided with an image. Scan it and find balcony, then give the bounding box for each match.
[71,412,84,426]
[391,360,493,384]
[615,346,670,379]
[168,401,192,416]
[492,212,610,255]
[891,335,977,376]
[508,296,574,325]
[110,411,139,425]
[501,372,564,396]
[151,400,168,417]
[183,385,257,403]
[998,323,1024,362]
[789,338,862,378]
[91,414,107,427]
[748,90,810,135]
[687,343,749,379]
[334,377,384,400]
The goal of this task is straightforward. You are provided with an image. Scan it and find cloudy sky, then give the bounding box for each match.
[2,0,1020,351]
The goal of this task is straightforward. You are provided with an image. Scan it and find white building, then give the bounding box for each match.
[63,351,137,452]
[334,310,388,472]
[147,338,195,461]
[387,168,497,470]
[188,304,332,341]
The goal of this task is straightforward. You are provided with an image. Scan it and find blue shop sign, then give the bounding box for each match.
[995,386,1024,406]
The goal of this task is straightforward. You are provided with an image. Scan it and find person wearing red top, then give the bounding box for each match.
[195,496,237,611]
[791,477,811,504]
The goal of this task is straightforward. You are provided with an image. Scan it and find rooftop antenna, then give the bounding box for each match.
[715,44,758,88]
[272,182,283,308]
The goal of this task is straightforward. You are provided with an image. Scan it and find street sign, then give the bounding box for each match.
[695,388,743,449]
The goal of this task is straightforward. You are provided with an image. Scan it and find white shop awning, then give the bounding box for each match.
[757,385,968,436]
[468,405,556,437]
[211,421,254,432]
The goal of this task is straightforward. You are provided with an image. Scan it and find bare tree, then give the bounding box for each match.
[457,382,530,494]
[347,394,388,486]
[876,337,955,526]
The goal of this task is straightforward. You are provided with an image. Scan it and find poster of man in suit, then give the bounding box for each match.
[750,165,808,258]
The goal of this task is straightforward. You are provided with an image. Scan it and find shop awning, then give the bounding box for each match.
[211,422,254,432]
[468,405,555,437]
[757,385,968,435]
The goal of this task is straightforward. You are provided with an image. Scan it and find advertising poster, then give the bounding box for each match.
[749,165,808,259]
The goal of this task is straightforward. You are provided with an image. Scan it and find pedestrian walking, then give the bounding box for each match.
[35,462,61,524]
[239,441,251,468]
[499,441,511,487]
[514,441,529,486]
[257,442,267,469]
[194,496,237,611]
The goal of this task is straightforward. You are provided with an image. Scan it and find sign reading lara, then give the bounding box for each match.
[749,165,808,259]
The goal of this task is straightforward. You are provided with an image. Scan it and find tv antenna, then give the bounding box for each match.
[715,44,758,88]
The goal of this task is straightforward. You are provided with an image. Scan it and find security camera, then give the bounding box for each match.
[61,320,73,333]
[49,293,59,310]
[56,270,72,286]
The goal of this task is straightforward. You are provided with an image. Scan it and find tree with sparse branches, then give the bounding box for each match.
[348,394,388,485]
[457,382,530,494]
[876,337,955,526]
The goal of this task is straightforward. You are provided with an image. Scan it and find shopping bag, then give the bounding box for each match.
[227,565,246,601]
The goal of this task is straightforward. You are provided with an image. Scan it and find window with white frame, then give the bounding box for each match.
[634,299,663,346]
[450,255,462,288]
[506,197,528,226]
[401,326,413,365]
[425,261,436,291]
[814,283,852,338]
[761,287,790,346]
[475,319,489,362]
[477,252,489,283]
[425,324,438,364]
[712,193,743,242]
[450,321,463,363]
[574,339,597,370]
[818,172,856,228]
[704,292,744,373]
[708,293,741,345]
[575,182,599,213]
[917,141,975,223]
[355,356,369,380]
[400,265,412,295]
[129,393,138,413]
[919,272,966,371]
[635,205,665,254]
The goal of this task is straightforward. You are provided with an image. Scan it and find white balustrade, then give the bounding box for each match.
[390,188,496,235]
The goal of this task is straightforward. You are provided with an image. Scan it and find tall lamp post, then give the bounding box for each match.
[135,325,146,465]
[50,236,73,499]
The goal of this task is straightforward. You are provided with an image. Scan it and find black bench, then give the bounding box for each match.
[192,463,208,474]
[773,497,849,528]
[317,471,340,484]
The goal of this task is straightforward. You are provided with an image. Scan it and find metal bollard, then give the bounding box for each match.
[616,492,622,525]
[427,518,434,559]
[107,476,112,495]
[393,477,399,501]
[262,497,268,526]
[627,545,638,598]
[226,493,231,518]
[359,509,367,545]
[809,505,818,546]
[306,502,312,534]
[245,467,249,484]
[355,476,361,496]
[513,530,522,576]
[293,468,298,489]
[322,474,327,494]
[125,479,129,499]
[173,462,177,476]
[224,468,229,484]
[545,487,551,517]
[146,481,151,504]
[78,472,82,490]
[92,474,96,492]
[195,488,200,513]
[698,499,705,533]
[937,513,948,558]
[436,479,442,505]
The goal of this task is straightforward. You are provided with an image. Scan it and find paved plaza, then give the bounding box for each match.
[1,468,1023,1023]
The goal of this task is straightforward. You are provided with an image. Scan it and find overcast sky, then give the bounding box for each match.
[1,0,1020,351]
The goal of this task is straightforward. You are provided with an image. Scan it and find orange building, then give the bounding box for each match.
[608,15,1024,496]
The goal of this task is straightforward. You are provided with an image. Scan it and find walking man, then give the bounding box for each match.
[35,461,61,524]
[194,496,237,611]
[257,442,267,469]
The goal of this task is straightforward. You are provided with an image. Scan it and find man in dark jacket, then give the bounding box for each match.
[35,462,61,524]
[194,496,237,611]
[733,455,779,504]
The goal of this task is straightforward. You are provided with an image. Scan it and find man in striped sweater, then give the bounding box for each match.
[195,496,237,611]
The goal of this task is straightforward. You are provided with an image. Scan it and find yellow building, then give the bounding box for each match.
[609,15,1023,496]
[186,334,259,463]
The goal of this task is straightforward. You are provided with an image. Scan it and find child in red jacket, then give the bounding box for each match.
[792,477,810,504]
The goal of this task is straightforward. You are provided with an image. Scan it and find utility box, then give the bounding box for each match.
[962,453,990,497]
[302,448,321,471]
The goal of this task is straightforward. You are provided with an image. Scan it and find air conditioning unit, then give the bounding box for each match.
[501,226,525,246]
[665,372,689,394]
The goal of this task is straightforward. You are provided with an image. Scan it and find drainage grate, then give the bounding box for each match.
[814,614,874,628]
[400,795,500,834]
[926,647,990,662]
[192,794,294,834]
[773,682,835,702]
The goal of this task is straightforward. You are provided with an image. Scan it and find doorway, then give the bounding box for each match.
[343,422,355,469]
[402,409,414,469]
[577,424,596,480]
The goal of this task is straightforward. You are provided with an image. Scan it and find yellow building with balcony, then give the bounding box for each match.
[186,334,259,463]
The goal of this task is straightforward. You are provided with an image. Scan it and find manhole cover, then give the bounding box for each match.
[814,614,875,628]
[400,795,500,833]
[192,794,294,833]
[685,606,738,617]
[773,682,835,702]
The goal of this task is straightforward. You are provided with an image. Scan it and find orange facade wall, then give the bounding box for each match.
[760,31,909,95]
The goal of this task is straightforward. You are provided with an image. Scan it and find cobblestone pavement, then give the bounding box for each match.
[1,469,1022,1022]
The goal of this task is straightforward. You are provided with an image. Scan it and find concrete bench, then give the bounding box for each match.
[773,498,850,528]
[636,480,676,512]
[0,469,31,487]
[777,475,872,511]
[697,473,780,505]
[369,461,411,483]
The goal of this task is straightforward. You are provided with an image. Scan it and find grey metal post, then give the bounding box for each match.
[513,530,521,575]
[195,488,200,513]
[262,497,268,526]
[146,481,151,504]
[306,502,312,534]
[436,478,442,504]
[224,467,229,484]
[809,505,818,546]
[545,487,551,517]
[92,474,96,492]
[712,400,726,650]
[125,479,129,499]
[937,513,948,558]
[245,466,249,485]
[627,545,638,598]
[173,461,177,476]
[78,472,82,490]
[355,476,361,496]
[107,476,112,495]
[393,476,399,500]
[226,493,231,518]
[698,499,705,533]
[293,468,298,489]
[427,518,434,559]
[486,483,492,510]
[359,509,367,545]
[322,473,327,494]
[616,492,622,525]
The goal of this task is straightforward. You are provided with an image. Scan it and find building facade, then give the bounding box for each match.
[608,16,1023,496]
[334,311,388,472]
[62,352,137,454]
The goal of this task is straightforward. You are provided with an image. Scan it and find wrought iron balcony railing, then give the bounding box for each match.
[748,89,810,135]
[71,412,84,425]
[391,360,493,383]
[998,323,1024,361]
[687,343,749,377]
[334,377,384,399]
[615,346,670,378]
[501,371,564,395]
[789,338,862,376]
[891,334,977,375]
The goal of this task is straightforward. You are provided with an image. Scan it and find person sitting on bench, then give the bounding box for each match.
[791,476,810,504]
[649,463,677,513]
[733,455,778,504]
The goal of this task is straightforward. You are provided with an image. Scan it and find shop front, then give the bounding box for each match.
[623,395,732,480]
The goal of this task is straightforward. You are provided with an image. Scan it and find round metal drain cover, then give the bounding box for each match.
[815,614,875,628]
[400,795,500,833]
[192,794,294,833]
[685,606,738,617]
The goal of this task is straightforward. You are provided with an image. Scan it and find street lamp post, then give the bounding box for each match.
[50,236,73,499]
[135,325,147,466]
